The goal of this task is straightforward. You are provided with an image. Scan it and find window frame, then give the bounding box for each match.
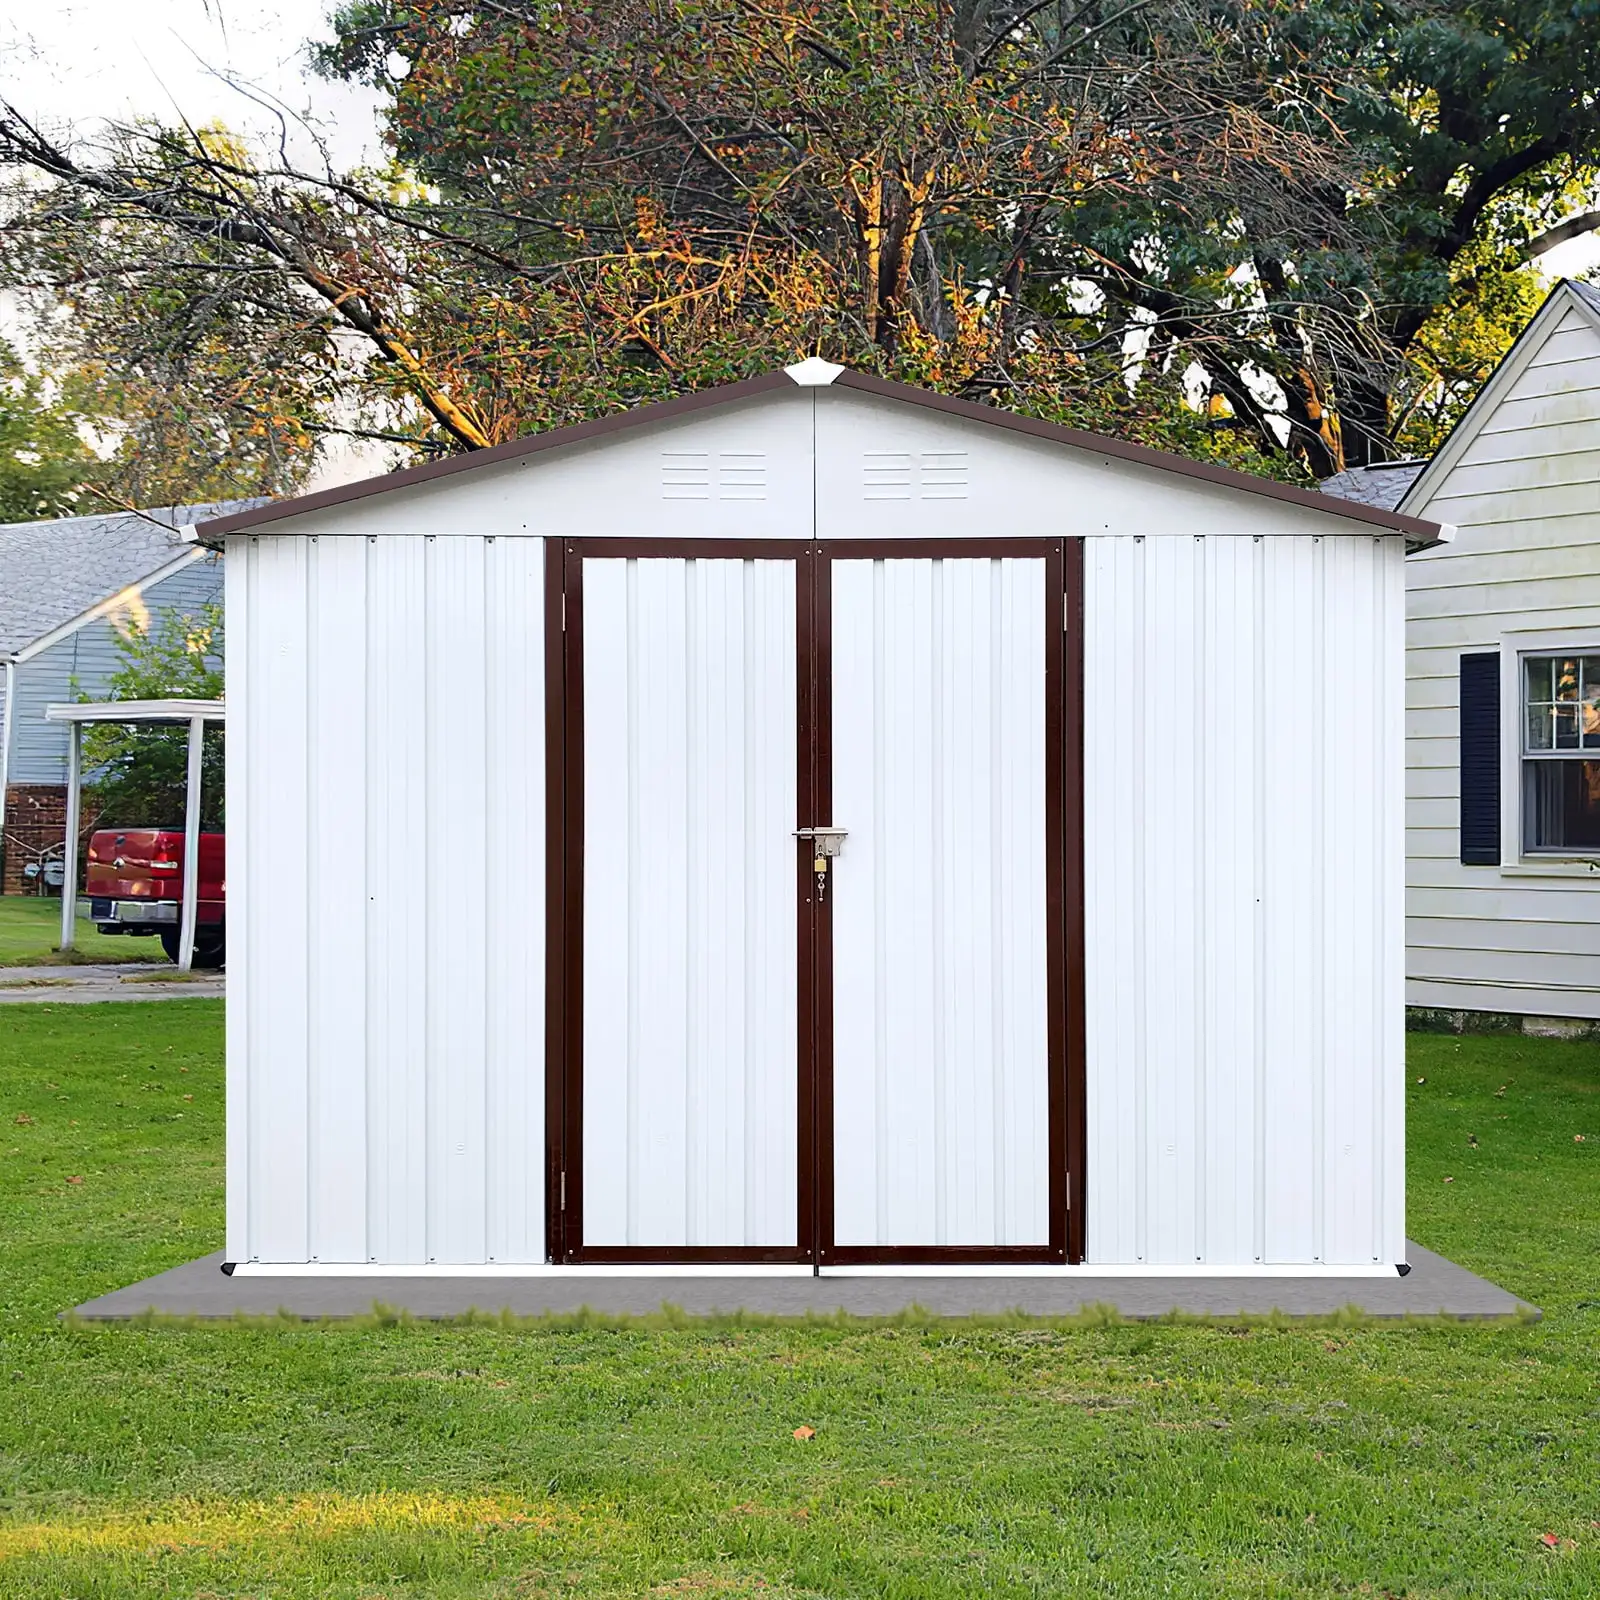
[1497,628,1600,875]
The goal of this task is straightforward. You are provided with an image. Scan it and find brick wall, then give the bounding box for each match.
[1,784,100,897]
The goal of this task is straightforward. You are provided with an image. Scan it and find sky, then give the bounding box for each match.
[0,0,386,171]
[0,1,394,486]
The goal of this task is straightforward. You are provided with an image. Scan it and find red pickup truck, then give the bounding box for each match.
[82,829,226,967]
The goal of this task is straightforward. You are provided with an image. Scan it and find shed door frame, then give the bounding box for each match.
[543,536,1085,1265]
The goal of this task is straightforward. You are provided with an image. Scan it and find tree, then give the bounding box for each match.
[2,4,1353,483]
[0,336,103,520]
[80,603,224,832]
[0,120,364,505]
[1071,0,1600,471]
[3,3,1594,482]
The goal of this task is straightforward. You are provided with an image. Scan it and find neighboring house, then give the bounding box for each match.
[0,503,247,894]
[1325,278,1600,1022]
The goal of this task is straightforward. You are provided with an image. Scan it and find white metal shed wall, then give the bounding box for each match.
[226,532,546,1265]
[223,379,1415,1268]
[1403,298,1600,1018]
[1084,534,1406,1267]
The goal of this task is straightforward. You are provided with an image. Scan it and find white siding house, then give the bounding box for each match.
[1377,281,1600,1020]
[203,361,1441,1272]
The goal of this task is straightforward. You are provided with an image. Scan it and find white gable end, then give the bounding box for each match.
[261,388,816,539]
[245,381,1407,545]
[814,387,1375,540]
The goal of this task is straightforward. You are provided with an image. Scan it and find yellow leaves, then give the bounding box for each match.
[194,122,252,171]
[792,1424,816,1441]
[634,195,669,246]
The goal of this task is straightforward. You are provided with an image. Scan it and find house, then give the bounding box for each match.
[0,503,241,894]
[1324,279,1600,1024]
[199,359,1443,1273]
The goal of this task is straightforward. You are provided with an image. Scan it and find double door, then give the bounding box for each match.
[546,538,1081,1264]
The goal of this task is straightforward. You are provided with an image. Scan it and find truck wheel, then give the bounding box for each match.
[158,930,226,968]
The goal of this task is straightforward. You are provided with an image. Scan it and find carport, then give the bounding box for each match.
[45,698,225,971]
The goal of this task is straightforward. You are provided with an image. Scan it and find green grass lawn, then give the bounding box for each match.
[1,1004,1598,1597]
[0,894,160,967]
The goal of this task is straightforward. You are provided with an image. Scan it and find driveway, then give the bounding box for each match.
[0,963,225,1003]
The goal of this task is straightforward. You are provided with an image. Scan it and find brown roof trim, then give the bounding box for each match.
[831,370,1444,540]
[199,363,1445,543]
[196,370,797,539]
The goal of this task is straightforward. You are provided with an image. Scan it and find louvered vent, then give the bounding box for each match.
[661,452,712,499]
[717,452,767,500]
[862,451,969,499]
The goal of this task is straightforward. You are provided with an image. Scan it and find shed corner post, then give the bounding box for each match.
[178,715,205,970]
[60,721,82,953]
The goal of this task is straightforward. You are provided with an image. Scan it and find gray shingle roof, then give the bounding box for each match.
[1568,279,1600,318]
[0,502,259,657]
[1319,460,1428,512]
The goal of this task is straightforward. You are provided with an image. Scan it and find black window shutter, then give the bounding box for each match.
[1459,652,1501,865]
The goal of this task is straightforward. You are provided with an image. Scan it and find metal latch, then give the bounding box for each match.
[793,827,847,857]
[794,827,847,901]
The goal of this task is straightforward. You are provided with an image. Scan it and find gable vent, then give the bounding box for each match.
[660,451,768,500]
[661,452,712,499]
[717,452,767,500]
[920,451,968,499]
[863,452,914,499]
[863,450,969,500]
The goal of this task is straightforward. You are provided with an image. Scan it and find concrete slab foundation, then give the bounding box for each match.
[70,1242,1534,1322]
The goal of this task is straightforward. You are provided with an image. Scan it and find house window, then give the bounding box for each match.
[1522,654,1600,853]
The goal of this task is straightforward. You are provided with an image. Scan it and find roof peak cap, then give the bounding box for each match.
[785,356,845,386]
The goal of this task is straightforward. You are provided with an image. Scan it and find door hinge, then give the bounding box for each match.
[560,1170,567,1210]
[1065,1175,1071,1209]
[561,593,567,631]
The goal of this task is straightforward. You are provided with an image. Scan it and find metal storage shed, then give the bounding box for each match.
[198,359,1446,1275]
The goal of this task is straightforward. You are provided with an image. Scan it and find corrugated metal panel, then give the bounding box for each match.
[484,539,547,1262]
[581,557,798,1248]
[1085,535,1404,1266]
[242,534,311,1263]
[223,543,249,1260]
[829,557,1049,1248]
[306,535,368,1262]
[364,538,429,1263]
[424,537,490,1263]
[230,533,545,1265]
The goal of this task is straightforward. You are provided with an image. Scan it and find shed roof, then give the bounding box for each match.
[197,366,1446,544]
[0,502,255,657]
